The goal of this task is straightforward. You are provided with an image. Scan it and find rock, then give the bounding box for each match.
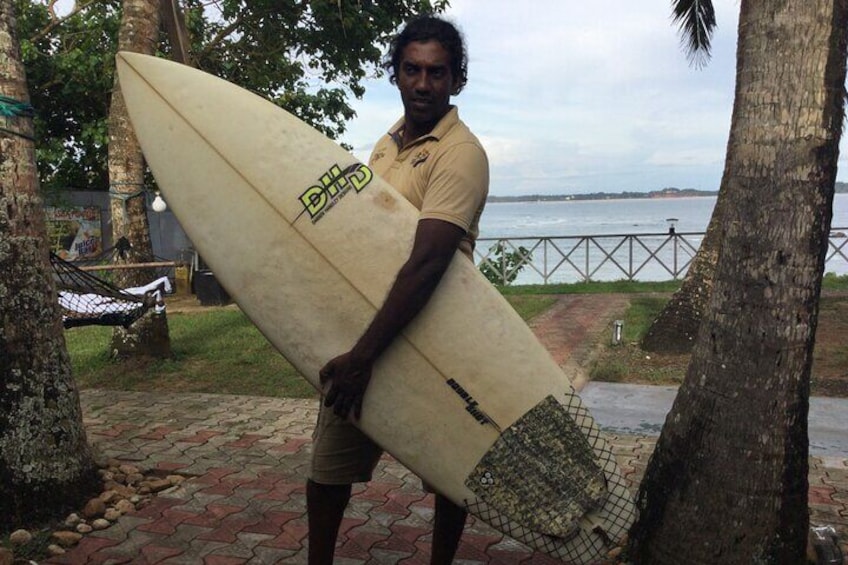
[115,499,136,515]
[100,489,120,504]
[47,544,66,556]
[64,512,82,527]
[144,478,173,493]
[76,523,93,534]
[0,547,14,565]
[51,530,82,547]
[104,508,122,521]
[167,474,186,486]
[91,518,111,531]
[8,529,32,546]
[118,464,140,475]
[97,469,114,481]
[126,472,145,485]
[82,497,106,519]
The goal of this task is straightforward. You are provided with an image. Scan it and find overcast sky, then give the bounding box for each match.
[340,0,848,197]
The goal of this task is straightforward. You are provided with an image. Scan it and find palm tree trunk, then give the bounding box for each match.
[0,0,96,523]
[629,1,848,563]
[108,0,171,359]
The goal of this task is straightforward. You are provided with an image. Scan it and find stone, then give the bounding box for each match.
[104,508,121,521]
[144,478,173,493]
[115,499,136,514]
[8,529,32,546]
[0,547,13,565]
[64,513,81,527]
[47,544,66,556]
[82,497,106,519]
[51,530,82,547]
[100,489,120,504]
[126,472,145,485]
[91,519,111,530]
[76,523,93,534]
[118,464,140,475]
[166,474,186,486]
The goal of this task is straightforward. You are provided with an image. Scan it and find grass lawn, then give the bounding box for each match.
[66,275,848,398]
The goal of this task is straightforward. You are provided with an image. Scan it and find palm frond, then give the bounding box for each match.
[671,0,717,68]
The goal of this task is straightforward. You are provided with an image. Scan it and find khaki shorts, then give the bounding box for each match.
[309,403,383,485]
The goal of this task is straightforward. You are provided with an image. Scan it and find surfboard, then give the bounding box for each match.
[116,52,636,563]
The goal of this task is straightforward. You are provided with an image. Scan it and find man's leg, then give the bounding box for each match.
[430,493,467,564]
[306,479,352,565]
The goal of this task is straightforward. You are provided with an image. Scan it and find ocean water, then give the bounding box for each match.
[476,193,848,283]
[479,193,848,239]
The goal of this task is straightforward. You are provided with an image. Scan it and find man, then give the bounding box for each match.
[305,15,489,565]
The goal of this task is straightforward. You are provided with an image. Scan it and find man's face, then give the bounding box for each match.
[397,40,457,133]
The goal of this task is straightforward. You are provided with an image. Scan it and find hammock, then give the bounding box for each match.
[51,251,172,329]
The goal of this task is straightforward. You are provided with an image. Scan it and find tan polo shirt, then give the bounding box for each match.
[368,107,489,259]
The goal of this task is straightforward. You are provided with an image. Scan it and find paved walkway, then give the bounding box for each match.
[46,296,848,564]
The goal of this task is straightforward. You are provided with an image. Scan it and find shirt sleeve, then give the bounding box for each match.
[418,141,489,232]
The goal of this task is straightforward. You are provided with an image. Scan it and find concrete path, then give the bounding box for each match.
[582,382,848,457]
[44,389,848,565]
[44,294,848,563]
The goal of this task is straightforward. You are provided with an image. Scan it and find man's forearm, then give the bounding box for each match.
[351,219,465,364]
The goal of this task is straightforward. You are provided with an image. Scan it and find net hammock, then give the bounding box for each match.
[51,248,172,329]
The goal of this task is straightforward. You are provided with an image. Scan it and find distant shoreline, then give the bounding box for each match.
[487,188,717,203]
[489,182,848,203]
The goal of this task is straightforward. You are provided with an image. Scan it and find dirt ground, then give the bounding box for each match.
[592,292,848,397]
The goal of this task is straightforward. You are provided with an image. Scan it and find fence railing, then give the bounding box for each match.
[474,227,848,285]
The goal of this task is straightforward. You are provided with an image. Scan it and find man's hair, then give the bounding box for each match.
[383,15,468,95]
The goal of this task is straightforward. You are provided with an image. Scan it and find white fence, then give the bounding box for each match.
[474,228,848,285]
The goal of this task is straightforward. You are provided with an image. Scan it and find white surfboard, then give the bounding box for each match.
[116,52,636,562]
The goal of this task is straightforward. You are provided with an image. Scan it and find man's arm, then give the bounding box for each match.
[319,218,465,420]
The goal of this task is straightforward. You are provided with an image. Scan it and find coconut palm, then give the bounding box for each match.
[630,1,848,562]
[0,0,96,522]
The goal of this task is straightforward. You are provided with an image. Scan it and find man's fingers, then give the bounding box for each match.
[319,365,332,385]
[324,384,338,407]
[353,396,363,421]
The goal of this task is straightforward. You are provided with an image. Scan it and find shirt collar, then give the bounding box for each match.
[388,106,459,148]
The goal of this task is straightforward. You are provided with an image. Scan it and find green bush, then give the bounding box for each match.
[479,242,532,285]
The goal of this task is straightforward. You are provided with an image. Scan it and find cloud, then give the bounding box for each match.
[344,0,847,197]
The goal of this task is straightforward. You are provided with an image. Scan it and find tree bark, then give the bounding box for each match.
[0,0,96,523]
[108,0,171,359]
[640,195,726,353]
[629,1,848,563]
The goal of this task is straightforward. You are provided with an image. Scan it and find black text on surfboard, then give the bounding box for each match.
[298,163,373,223]
[446,378,499,429]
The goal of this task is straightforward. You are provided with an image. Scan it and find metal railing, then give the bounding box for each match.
[475,227,848,285]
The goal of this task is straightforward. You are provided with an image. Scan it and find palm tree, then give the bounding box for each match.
[630,1,848,562]
[641,0,720,354]
[0,0,96,522]
[108,0,171,358]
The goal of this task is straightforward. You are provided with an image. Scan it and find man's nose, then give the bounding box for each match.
[413,72,431,91]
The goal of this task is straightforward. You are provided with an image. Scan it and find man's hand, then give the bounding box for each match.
[319,352,373,421]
